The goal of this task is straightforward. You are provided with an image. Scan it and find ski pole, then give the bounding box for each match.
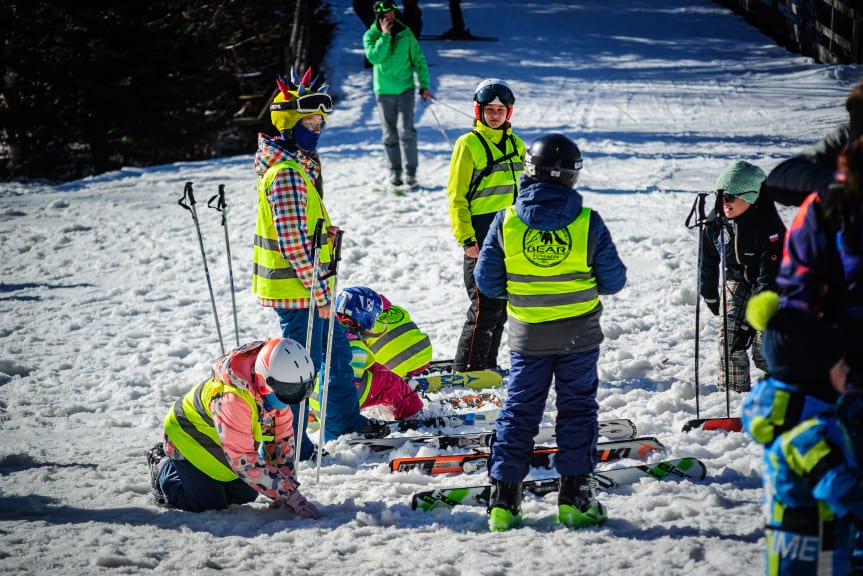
[294,218,326,475]
[717,193,731,418]
[423,98,452,148]
[315,228,344,483]
[685,192,710,420]
[178,182,225,355]
[430,96,474,119]
[208,184,240,347]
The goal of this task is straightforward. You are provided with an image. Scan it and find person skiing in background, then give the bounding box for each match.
[474,133,626,532]
[363,292,432,378]
[321,286,424,420]
[363,0,432,189]
[741,294,861,575]
[764,81,863,207]
[448,79,525,373]
[699,160,786,393]
[252,70,388,460]
[146,338,320,517]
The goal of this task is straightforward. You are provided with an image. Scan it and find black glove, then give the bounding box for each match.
[704,298,719,316]
[731,323,755,352]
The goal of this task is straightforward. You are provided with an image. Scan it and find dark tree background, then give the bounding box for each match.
[0,0,335,182]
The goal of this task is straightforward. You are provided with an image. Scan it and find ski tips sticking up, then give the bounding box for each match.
[681,417,743,433]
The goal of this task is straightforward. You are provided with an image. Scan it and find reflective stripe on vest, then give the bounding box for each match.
[465,132,522,216]
[253,160,332,300]
[163,378,263,482]
[502,206,599,323]
[366,305,432,377]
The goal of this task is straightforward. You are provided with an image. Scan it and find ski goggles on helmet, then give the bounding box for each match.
[265,372,317,405]
[375,1,397,14]
[475,83,515,107]
[270,92,333,114]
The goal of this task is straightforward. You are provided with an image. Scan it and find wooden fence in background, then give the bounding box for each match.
[714,0,863,64]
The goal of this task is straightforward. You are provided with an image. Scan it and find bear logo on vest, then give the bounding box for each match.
[522,227,572,267]
[378,307,406,324]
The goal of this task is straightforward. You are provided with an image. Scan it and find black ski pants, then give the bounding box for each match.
[454,254,507,372]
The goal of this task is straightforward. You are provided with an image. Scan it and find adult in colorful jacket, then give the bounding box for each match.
[253,69,387,460]
[363,0,432,188]
[699,160,786,392]
[474,133,626,532]
[742,293,861,575]
[776,135,863,391]
[448,78,525,372]
[147,338,320,517]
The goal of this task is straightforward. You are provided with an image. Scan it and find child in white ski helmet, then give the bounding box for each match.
[148,339,320,517]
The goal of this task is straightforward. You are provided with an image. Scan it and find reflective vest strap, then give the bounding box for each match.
[508,288,598,308]
[356,372,373,407]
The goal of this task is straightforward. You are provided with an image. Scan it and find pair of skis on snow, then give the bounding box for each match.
[344,413,705,512]
[396,419,706,512]
[422,358,742,433]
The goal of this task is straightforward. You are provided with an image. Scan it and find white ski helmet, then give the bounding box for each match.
[474,78,515,123]
[254,338,316,405]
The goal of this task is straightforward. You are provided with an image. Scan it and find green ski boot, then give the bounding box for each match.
[488,479,522,532]
[558,475,607,528]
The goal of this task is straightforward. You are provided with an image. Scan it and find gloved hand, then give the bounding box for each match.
[704,298,720,316]
[731,323,755,352]
[284,489,320,519]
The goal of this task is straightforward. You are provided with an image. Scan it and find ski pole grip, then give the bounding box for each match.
[178,181,195,211]
[311,218,325,251]
[321,229,343,280]
[207,184,226,211]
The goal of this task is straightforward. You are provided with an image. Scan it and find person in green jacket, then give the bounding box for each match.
[363,0,433,189]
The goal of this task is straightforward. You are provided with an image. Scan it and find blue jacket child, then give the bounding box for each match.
[742,292,861,575]
[474,133,626,532]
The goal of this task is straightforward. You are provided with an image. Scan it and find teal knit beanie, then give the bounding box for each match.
[715,160,765,204]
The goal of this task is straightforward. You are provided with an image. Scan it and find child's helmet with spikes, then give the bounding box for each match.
[270,67,333,132]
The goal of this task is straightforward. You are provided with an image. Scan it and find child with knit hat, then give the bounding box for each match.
[742,292,861,575]
[699,160,786,392]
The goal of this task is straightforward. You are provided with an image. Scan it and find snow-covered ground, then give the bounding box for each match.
[1,1,859,574]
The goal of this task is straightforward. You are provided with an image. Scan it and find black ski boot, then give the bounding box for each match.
[558,475,607,528]
[146,442,168,505]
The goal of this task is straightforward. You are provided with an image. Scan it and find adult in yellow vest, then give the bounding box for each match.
[474,134,627,532]
[447,79,525,372]
[253,70,388,460]
[146,338,320,517]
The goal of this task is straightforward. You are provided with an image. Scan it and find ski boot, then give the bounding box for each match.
[488,479,522,532]
[357,418,391,439]
[558,475,607,529]
[146,442,168,505]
